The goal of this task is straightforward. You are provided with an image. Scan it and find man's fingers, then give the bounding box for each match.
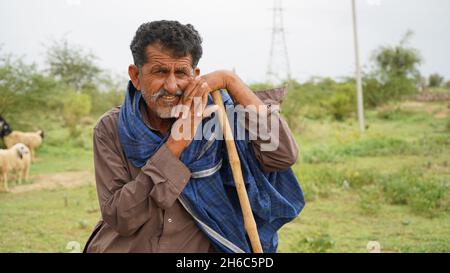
[195,82,209,117]
[184,80,207,119]
[182,76,200,102]
[201,83,211,115]
[182,77,204,119]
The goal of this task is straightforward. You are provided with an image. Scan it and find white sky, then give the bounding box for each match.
[1,0,449,83]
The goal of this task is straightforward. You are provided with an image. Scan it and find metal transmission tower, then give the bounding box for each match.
[267,0,291,84]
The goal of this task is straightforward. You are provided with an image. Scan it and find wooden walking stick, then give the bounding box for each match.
[211,90,263,253]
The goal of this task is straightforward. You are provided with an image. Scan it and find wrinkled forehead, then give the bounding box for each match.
[145,43,193,67]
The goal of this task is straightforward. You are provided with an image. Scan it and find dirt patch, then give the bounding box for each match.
[400,101,425,110]
[434,110,450,119]
[399,101,449,117]
[9,171,95,194]
[414,92,450,102]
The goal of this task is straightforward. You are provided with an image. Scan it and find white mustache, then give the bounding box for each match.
[150,88,183,101]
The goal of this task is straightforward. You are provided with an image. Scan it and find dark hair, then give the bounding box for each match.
[130,20,203,68]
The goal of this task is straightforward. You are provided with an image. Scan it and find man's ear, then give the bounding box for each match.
[194,67,200,77]
[128,64,141,91]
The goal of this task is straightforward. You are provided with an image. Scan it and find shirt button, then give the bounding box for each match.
[168,218,173,223]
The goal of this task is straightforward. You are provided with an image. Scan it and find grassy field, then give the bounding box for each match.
[0,100,449,252]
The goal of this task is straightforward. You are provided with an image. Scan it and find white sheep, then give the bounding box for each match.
[3,130,44,162]
[0,143,31,192]
[0,115,44,162]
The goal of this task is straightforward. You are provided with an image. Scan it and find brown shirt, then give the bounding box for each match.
[84,88,298,253]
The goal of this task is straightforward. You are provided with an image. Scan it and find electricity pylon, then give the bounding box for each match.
[267,0,291,84]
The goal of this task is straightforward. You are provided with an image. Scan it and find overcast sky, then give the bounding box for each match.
[1,0,449,83]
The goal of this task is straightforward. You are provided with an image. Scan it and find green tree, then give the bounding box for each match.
[45,39,101,91]
[373,31,422,82]
[428,73,444,88]
[364,31,422,107]
[0,49,60,127]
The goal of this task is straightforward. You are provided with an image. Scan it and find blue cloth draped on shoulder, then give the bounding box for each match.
[118,81,305,253]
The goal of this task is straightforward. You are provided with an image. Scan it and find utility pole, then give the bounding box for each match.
[351,0,365,132]
[267,0,291,84]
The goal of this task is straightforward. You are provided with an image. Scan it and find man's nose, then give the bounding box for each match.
[163,73,179,95]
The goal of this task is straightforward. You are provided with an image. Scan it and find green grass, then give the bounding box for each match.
[0,185,99,252]
[278,189,450,253]
[30,122,94,175]
[30,145,93,175]
[280,100,450,252]
[0,100,449,252]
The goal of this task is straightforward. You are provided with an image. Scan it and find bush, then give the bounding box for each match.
[364,75,417,108]
[327,83,356,121]
[83,88,124,116]
[363,76,386,108]
[381,170,450,217]
[328,92,353,121]
[382,172,415,205]
[63,91,92,136]
[299,232,335,253]
[409,180,450,217]
[342,169,378,189]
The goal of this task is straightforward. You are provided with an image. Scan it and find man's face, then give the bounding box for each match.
[129,43,199,119]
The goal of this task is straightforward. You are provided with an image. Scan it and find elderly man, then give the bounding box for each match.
[84,20,304,253]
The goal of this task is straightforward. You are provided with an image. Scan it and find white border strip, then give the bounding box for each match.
[190,159,223,179]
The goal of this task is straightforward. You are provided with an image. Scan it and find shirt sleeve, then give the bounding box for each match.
[93,125,191,237]
[241,87,299,172]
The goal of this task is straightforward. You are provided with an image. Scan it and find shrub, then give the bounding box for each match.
[300,232,335,253]
[381,171,417,205]
[409,180,450,217]
[327,83,356,121]
[63,91,92,136]
[381,170,450,217]
[342,169,378,189]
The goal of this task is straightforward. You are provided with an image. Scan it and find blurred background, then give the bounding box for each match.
[0,0,449,253]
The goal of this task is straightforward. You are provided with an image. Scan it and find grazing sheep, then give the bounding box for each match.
[10,143,31,184]
[0,143,31,192]
[0,115,44,161]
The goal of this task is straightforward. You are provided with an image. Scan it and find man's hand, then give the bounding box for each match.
[165,76,218,158]
[201,70,266,109]
[165,70,267,158]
